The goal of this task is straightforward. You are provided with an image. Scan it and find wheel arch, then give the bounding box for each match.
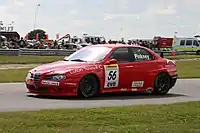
[153,71,171,87]
[153,71,172,95]
[78,73,101,91]
[86,73,101,89]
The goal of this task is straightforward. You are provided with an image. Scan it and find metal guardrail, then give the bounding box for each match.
[0,49,19,56]
[0,49,77,56]
[154,50,197,55]
[0,49,197,56]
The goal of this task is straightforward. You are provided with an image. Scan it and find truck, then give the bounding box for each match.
[57,34,106,46]
[152,36,173,51]
[0,31,20,41]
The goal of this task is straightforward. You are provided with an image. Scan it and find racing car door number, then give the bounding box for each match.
[108,71,117,80]
[104,64,119,88]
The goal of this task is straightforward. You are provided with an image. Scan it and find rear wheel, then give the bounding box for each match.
[154,73,171,95]
[78,75,99,98]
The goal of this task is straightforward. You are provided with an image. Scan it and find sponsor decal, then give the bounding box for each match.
[146,87,153,92]
[132,81,144,87]
[104,64,119,88]
[106,65,118,69]
[132,88,137,91]
[69,65,103,74]
[69,68,84,74]
[121,88,127,91]
[66,83,77,86]
[134,54,150,60]
[41,80,60,86]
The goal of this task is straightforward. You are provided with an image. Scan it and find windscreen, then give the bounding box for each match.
[64,46,112,62]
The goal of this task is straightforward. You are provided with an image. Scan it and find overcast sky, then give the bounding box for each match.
[0,0,200,40]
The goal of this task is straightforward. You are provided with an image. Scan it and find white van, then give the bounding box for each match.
[173,37,200,55]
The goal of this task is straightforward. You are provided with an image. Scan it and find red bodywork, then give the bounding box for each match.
[25,44,177,96]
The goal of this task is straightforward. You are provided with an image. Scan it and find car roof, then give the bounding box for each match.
[88,44,160,59]
[88,43,147,49]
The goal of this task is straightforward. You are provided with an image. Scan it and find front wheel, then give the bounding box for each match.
[154,73,171,95]
[78,75,99,98]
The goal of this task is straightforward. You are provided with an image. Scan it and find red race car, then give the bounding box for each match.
[25,44,178,98]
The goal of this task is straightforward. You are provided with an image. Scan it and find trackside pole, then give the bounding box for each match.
[172,31,177,56]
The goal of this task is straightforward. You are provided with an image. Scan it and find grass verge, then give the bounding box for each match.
[0,55,200,64]
[0,101,200,133]
[0,68,30,82]
[0,60,199,83]
[176,60,200,78]
[165,54,200,60]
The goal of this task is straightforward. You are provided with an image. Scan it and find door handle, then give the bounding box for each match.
[125,65,134,68]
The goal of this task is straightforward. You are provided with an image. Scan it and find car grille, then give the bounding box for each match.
[33,73,41,87]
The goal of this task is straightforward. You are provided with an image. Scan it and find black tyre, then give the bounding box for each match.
[154,73,171,95]
[78,75,99,98]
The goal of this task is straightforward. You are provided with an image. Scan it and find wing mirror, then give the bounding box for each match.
[105,59,117,65]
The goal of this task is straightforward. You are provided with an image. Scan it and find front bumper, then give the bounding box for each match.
[25,78,79,96]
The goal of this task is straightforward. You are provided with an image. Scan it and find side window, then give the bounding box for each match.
[186,40,192,46]
[132,48,154,62]
[180,40,185,46]
[193,40,199,46]
[109,48,132,63]
[198,41,200,47]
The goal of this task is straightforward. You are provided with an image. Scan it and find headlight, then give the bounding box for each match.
[26,72,32,78]
[51,74,66,80]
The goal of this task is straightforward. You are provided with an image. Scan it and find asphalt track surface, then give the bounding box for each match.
[0,79,200,112]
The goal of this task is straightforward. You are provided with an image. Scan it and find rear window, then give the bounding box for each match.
[132,48,154,62]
